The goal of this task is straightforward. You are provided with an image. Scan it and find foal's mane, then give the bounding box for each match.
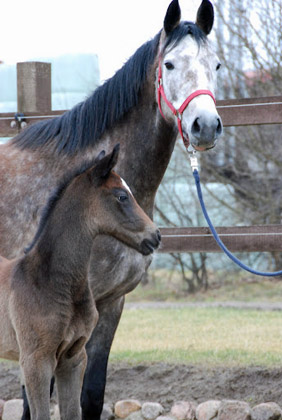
[24,156,99,254]
[12,22,206,155]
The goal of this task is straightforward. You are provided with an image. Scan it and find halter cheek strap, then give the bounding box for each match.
[157,61,216,148]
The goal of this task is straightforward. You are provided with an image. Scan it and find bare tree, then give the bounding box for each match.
[151,0,282,293]
[202,0,282,270]
[153,143,235,293]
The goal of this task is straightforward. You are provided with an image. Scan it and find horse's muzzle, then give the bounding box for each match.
[190,113,223,150]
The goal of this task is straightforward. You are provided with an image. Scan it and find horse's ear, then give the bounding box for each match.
[196,0,214,35]
[164,0,181,34]
[91,144,120,183]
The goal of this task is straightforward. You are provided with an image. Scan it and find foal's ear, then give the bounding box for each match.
[164,0,181,34]
[196,0,214,35]
[95,149,106,162]
[91,144,120,184]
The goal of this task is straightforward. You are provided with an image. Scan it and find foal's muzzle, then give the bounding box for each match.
[141,230,161,255]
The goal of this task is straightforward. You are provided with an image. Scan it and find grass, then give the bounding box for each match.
[126,268,282,303]
[110,269,282,367]
[109,306,282,367]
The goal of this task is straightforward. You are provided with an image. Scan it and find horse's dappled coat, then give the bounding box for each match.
[0,1,222,419]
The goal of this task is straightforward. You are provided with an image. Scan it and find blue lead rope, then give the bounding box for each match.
[192,167,282,277]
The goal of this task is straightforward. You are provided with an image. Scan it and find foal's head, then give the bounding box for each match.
[25,145,160,257]
[157,0,222,151]
[77,145,161,255]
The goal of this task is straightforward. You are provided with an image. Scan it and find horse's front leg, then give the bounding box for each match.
[81,296,125,420]
[56,343,87,420]
[21,384,31,420]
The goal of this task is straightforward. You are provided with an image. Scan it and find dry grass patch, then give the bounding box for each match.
[127,269,282,303]
[110,307,282,366]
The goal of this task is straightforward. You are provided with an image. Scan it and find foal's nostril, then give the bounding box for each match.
[156,229,161,243]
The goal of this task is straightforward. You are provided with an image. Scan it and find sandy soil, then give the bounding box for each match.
[1,361,282,410]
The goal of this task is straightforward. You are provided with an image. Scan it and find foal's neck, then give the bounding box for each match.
[27,193,96,289]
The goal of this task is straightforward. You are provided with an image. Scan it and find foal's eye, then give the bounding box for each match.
[216,63,221,71]
[164,62,174,70]
[118,194,128,202]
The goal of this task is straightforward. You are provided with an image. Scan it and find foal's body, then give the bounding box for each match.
[0,254,96,419]
[0,147,160,420]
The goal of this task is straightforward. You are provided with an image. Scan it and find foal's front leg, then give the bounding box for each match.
[21,377,55,420]
[21,355,54,420]
[55,343,87,420]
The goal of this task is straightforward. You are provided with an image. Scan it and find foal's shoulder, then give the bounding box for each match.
[0,254,9,265]
[0,255,16,286]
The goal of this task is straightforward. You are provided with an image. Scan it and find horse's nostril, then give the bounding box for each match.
[216,118,222,135]
[192,117,200,134]
[191,115,223,142]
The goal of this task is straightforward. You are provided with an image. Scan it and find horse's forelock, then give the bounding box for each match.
[162,21,207,54]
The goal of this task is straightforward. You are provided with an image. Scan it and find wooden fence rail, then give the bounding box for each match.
[2,96,282,137]
[1,62,282,254]
[159,225,282,253]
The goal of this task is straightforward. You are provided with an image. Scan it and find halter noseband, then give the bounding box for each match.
[157,60,216,148]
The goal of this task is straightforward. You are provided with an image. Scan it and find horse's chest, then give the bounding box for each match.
[89,236,152,301]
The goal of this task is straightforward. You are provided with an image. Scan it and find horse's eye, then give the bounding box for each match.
[164,62,174,70]
[118,194,128,202]
[216,63,221,71]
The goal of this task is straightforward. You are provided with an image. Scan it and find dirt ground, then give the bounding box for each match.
[105,363,282,409]
[1,361,282,409]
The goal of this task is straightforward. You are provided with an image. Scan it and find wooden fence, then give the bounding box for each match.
[1,62,282,253]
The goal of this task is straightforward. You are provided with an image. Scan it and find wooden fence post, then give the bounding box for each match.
[17,62,51,113]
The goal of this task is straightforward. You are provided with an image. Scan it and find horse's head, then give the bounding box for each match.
[157,0,222,151]
[86,145,161,256]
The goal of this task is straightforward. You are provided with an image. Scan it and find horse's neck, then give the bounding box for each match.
[102,69,177,215]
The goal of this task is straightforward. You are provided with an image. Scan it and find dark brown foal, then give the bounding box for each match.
[0,145,160,420]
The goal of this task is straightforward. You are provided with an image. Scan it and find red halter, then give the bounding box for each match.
[157,60,216,148]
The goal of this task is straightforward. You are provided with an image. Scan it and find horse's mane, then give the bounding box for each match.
[12,22,206,155]
[24,155,101,254]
